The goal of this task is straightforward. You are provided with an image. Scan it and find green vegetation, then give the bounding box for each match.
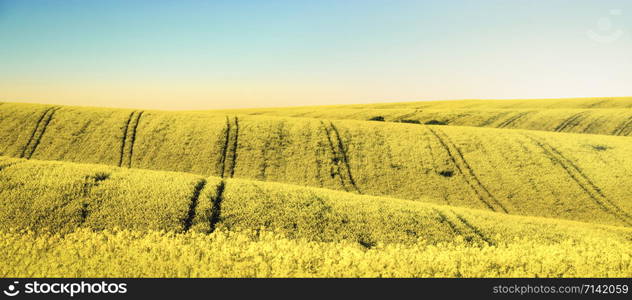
[2,229,631,277]
[0,156,212,233]
[220,108,632,136]
[2,103,632,227]
[3,156,630,245]
[2,97,632,277]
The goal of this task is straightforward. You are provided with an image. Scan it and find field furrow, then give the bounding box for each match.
[554,112,588,132]
[207,181,226,233]
[78,173,111,225]
[120,111,144,168]
[320,121,353,192]
[21,107,59,159]
[478,111,511,127]
[118,111,135,167]
[182,179,207,232]
[226,117,239,178]
[497,111,531,128]
[524,134,632,226]
[452,212,494,246]
[427,127,507,213]
[613,116,632,136]
[329,123,361,194]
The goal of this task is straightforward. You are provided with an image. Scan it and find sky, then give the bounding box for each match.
[1,0,632,110]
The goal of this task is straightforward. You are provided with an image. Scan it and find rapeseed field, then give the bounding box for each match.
[1,97,632,277]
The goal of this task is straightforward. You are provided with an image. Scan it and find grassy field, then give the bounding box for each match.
[1,97,632,277]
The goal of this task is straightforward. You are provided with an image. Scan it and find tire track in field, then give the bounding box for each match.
[523,134,632,226]
[216,116,239,178]
[452,213,494,246]
[208,181,226,233]
[126,111,143,168]
[33,173,110,228]
[586,99,610,108]
[320,121,361,193]
[20,107,59,159]
[612,116,632,136]
[433,208,494,245]
[433,208,464,236]
[427,127,508,213]
[583,115,606,134]
[478,111,512,127]
[554,112,588,132]
[216,116,232,177]
[496,111,531,129]
[78,173,110,225]
[257,120,289,180]
[329,123,361,193]
[182,179,207,232]
[118,112,134,167]
[119,111,144,168]
[321,121,349,191]
[225,117,239,178]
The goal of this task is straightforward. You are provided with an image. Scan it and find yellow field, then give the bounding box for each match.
[1,97,632,277]
[217,97,632,136]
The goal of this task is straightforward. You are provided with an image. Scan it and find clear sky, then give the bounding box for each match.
[1,0,632,110]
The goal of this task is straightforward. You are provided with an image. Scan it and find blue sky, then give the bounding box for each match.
[1,0,631,109]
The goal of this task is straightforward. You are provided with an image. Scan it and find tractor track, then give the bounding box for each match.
[21,107,59,159]
[118,112,135,167]
[433,208,494,245]
[226,117,239,178]
[524,134,632,226]
[218,116,239,178]
[453,212,494,245]
[427,127,508,213]
[497,111,531,128]
[182,179,207,232]
[321,121,361,193]
[612,116,632,136]
[479,111,512,127]
[554,112,588,132]
[208,181,226,233]
[119,111,144,168]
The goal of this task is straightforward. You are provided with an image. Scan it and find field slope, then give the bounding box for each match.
[1,98,632,277]
[217,97,632,136]
[2,103,632,226]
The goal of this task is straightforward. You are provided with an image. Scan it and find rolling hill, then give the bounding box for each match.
[217,97,632,136]
[1,102,632,226]
[1,97,632,277]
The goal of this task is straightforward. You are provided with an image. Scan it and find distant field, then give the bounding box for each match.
[217,97,632,136]
[217,108,632,137]
[1,97,632,277]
